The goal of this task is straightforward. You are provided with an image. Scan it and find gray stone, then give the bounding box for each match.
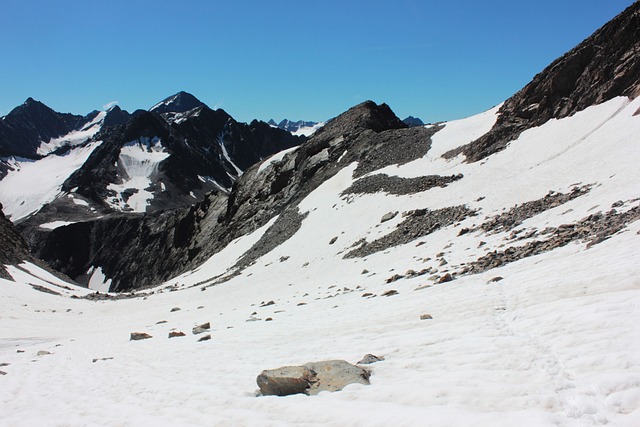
[257,360,370,397]
[170,307,181,312]
[192,322,211,335]
[257,366,317,396]
[437,273,453,283]
[420,314,433,320]
[380,211,397,223]
[357,354,385,364]
[198,334,211,342]
[381,289,398,297]
[130,332,152,341]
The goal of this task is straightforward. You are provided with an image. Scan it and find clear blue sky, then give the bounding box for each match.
[1,0,634,123]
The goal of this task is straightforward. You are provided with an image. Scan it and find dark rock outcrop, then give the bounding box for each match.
[0,203,31,279]
[345,205,474,258]
[342,173,462,196]
[446,2,640,162]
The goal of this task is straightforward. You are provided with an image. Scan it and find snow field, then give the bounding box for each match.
[1,97,639,425]
[0,140,103,221]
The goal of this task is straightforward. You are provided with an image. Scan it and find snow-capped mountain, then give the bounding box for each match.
[269,118,325,136]
[0,92,305,226]
[0,3,639,425]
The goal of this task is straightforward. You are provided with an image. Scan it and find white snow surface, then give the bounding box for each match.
[87,266,112,293]
[292,121,325,137]
[106,137,169,212]
[1,97,640,426]
[38,220,74,230]
[0,140,103,221]
[37,110,106,156]
[258,145,299,173]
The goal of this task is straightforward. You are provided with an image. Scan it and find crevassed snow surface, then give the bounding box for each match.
[0,141,103,221]
[37,110,106,156]
[106,137,169,212]
[1,97,640,426]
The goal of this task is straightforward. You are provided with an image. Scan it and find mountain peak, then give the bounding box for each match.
[150,91,206,114]
[312,100,406,144]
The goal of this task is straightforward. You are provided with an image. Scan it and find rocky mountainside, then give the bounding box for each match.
[23,101,424,291]
[0,92,304,225]
[446,1,640,162]
[0,204,30,279]
[4,4,640,293]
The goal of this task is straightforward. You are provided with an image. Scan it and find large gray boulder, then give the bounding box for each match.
[257,360,370,396]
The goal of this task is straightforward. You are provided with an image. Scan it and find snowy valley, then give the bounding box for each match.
[1,3,640,426]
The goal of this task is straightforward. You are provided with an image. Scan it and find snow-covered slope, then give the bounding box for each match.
[0,140,103,221]
[36,110,106,156]
[1,95,639,426]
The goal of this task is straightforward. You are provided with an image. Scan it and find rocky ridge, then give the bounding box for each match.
[445,2,640,162]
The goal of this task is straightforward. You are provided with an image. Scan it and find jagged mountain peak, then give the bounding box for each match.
[312,101,405,142]
[150,91,206,114]
[403,116,425,127]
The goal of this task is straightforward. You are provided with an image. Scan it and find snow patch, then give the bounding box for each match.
[258,146,299,173]
[292,121,325,137]
[39,221,74,230]
[88,266,112,293]
[106,137,169,212]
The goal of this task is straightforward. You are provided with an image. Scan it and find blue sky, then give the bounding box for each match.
[0,0,634,123]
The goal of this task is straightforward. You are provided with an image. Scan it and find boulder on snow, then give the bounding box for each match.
[357,354,385,365]
[192,322,210,335]
[130,332,152,341]
[257,360,370,396]
[380,211,398,223]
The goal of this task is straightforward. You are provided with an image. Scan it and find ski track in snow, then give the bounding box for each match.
[1,97,640,426]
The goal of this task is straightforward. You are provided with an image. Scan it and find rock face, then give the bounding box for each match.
[447,2,640,162]
[21,100,442,291]
[0,203,31,279]
[257,360,370,396]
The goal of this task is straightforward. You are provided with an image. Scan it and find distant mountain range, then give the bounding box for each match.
[0,91,305,225]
